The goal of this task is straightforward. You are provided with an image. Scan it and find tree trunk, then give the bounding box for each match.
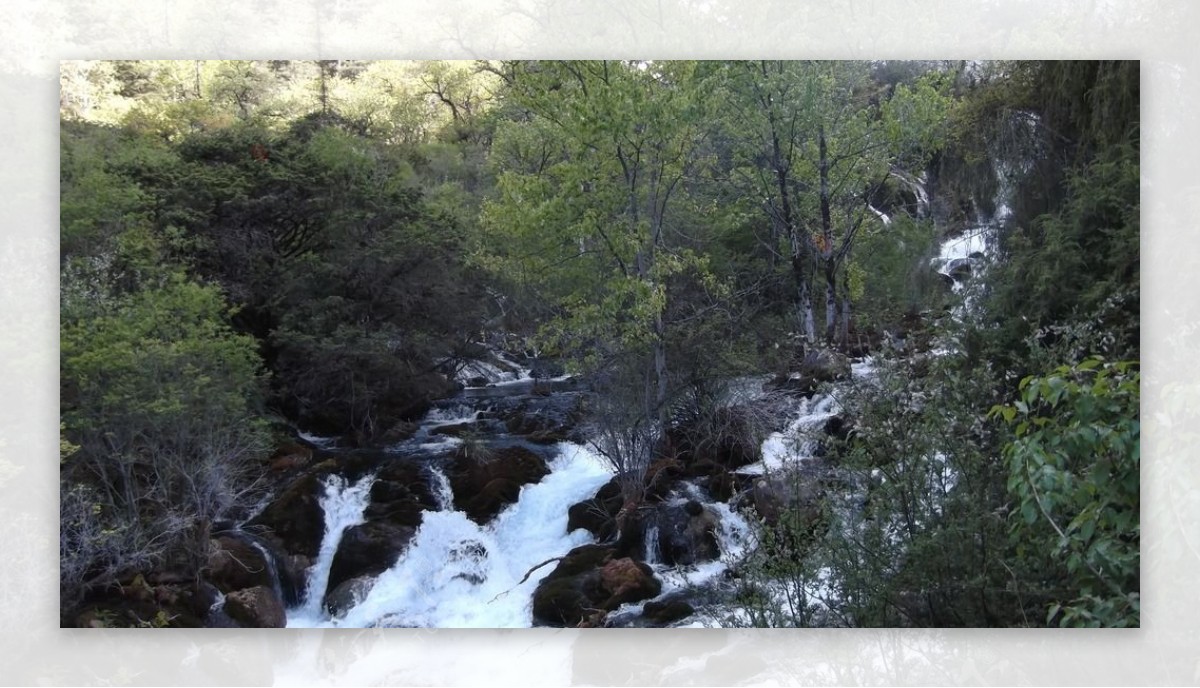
[818,126,837,343]
[762,62,815,346]
[802,283,817,344]
[825,264,837,343]
[795,261,817,344]
[840,293,851,349]
[654,313,668,425]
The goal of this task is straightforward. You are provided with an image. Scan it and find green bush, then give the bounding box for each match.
[60,272,268,608]
[990,357,1139,627]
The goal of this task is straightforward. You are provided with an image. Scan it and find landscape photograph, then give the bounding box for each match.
[59,59,1139,628]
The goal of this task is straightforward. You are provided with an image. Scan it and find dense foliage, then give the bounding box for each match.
[59,60,1138,627]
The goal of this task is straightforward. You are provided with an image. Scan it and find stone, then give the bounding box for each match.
[652,500,720,566]
[325,575,377,617]
[325,521,418,601]
[642,595,695,626]
[447,445,549,524]
[531,545,661,628]
[249,473,325,559]
[566,477,623,540]
[598,557,661,607]
[204,535,275,594]
[223,586,287,628]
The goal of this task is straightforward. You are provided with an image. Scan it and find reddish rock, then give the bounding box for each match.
[269,442,313,472]
[531,545,661,628]
[205,536,275,594]
[223,585,287,628]
[599,557,661,607]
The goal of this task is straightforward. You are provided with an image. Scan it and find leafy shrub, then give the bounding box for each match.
[990,357,1139,627]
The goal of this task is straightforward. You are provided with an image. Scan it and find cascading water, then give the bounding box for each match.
[294,474,376,619]
[749,390,844,475]
[643,524,660,565]
[248,539,286,604]
[427,465,455,512]
[274,346,862,629]
[288,444,612,628]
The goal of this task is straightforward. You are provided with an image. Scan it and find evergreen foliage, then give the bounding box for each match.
[58,60,1138,627]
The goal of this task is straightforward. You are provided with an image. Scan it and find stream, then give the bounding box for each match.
[266,353,882,628]
[257,191,989,628]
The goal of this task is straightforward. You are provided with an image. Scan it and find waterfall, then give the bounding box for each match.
[296,473,376,617]
[749,391,843,475]
[869,204,891,226]
[644,524,661,566]
[247,539,286,604]
[888,168,930,219]
[428,465,455,511]
[288,444,612,628]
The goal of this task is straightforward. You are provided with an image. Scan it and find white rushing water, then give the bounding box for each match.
[443,348,534,387]
[294,474,376,619]
[745,392,842,476]
[657,499,753,592]
[937,228,989,263]
[643,524,661,565]
[427,465,455,511]
[296,429,337,449]
[288,443,613,628]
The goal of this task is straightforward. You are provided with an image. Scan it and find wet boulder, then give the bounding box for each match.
[249,473,325,559]
[325,521,418,604]
[749,471,827,551]
[204,532,301,606]
[598,557,661,607]
[223,585,287,628]
[325,575,378,617]
[204,535,276,594]
[531,545,661,627]
[531,545,615,627]
[496,393,585,444]
[946,257,974,281]
[566,477,623,540]
[799,348,852,382]
[769,349,852,396]
[641,594,696,626]
[363,460,437,527]
[822,414,855,444]
[651,500,720,566]
[268,442,313,473]
[447,445,550,524]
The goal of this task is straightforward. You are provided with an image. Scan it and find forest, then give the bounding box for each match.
[59,59,1139,629]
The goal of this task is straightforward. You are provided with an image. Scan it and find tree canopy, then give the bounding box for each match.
[60,60,1138,628]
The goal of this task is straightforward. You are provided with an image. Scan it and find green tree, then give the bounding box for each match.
[710,61,950,348]
[482,60,713,501]
[61,268,268,610]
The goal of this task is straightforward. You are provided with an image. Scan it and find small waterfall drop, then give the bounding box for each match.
[297,473,376,616]
[644,524,661,566]
[248,539,286,604]
[750,391,843,475]
[428,465,456,512]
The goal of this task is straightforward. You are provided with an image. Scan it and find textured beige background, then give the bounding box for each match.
[2,0,1192,684]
